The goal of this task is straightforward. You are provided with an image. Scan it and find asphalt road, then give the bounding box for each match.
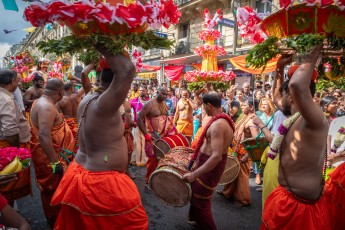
[17,165,262,230]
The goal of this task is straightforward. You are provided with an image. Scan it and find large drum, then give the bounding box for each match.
[153,133,189,159]
[149,146,193,207]
[241,137,269,162]
[218,156,240,185]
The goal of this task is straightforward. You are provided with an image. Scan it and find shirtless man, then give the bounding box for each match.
[261,46,330,229]
[137,87,176,185]
[183,92,234,229]
[23,73,44,112]
[219,98,260,206]
[29,79,74,227]
[55,82,84,119]
[174,89,197,142]
[51,49,148,229]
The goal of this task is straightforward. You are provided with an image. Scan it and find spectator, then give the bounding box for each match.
[320,96,338,123]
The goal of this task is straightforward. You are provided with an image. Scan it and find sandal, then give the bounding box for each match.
[233,201,249,207]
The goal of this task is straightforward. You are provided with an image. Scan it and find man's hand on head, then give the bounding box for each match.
[277,54,293,69]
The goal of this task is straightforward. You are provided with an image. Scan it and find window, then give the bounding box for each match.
[180,23,189,39]
[256,0,272,14]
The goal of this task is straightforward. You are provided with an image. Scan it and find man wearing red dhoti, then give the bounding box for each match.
[51,51,148,229]
[183,92,234,230]
[29,79,74,227]
[261,48,330,229]
[219,99,259,206]
[137,87,176,185]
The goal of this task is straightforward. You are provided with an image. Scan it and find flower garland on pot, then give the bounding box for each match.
[267,112,301,160]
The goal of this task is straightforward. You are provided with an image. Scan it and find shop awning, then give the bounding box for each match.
[137,71,157,79]
[229,55,279,74]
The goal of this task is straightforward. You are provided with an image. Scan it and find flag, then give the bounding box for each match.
[2,0,19,11]
[23,27,36,33]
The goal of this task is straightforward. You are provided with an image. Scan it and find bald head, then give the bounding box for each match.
[202,91,222,108]
[45,78,64,92]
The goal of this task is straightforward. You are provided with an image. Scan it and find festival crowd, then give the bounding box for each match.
[0,46,344,230]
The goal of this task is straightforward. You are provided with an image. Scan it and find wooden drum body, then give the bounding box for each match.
[218,156,240,185]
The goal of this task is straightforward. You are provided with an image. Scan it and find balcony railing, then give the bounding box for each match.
[175,37,190,55]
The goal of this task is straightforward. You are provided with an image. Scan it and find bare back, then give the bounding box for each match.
[30,97,63,128]
[75,93,127,172]
[57,94,81,118]
[279,117,328,200]
[200,118,233,156]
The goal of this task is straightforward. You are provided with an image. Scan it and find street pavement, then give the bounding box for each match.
[18,165,262,230]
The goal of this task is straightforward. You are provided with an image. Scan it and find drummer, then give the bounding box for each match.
[137,87,176,187]
[218,98,260,206]
[182,91,234,229]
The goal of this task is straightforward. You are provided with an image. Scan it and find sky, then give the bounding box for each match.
[0,0,32,66]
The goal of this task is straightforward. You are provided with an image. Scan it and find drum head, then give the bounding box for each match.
[153,140,170,159]
[218,156,240,185]
[149,167,191,207]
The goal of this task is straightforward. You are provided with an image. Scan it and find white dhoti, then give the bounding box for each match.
[132,127,148,166]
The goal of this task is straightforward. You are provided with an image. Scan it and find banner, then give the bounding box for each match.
[229,55,279,74]
[164,66,184,81]
[2,0,18,11]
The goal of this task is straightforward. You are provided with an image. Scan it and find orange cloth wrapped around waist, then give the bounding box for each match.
[65,118,78,138]
[124,129,134,153]
[324,162,345,230]
[176,119,193,138]
[261,186,330,230]
[30,120,74,193]
[51,161,148,229]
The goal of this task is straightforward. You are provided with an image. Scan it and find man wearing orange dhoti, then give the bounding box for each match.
[51,49,148,229]
[261,47,330,229]
[30,79,74,227]
[218,99,259,206]
[137,87,177,186]
[174,89,197,143]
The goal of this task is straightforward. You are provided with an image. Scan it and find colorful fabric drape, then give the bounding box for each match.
[164,66,184,81]
[229,55,280,74]
[51,161,149,230]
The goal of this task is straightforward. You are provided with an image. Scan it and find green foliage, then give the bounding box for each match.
[36,31,175,65]
[316,78,345,92]
[245,37,281,72]
[187,81,230,92]
[281,34,325,53]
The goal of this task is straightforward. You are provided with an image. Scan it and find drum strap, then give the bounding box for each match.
[187,113,235,170]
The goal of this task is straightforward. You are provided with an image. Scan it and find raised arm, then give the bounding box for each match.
[81,64,94,95]
[288,45,325,128]
[95,48,135,115]
[273,54,293,111]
